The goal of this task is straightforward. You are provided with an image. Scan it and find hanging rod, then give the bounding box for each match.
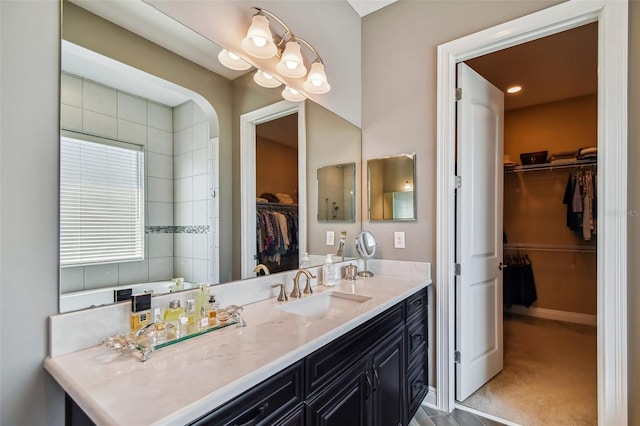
[504,242,596,253]
[256,202,298,211]
[505,159,597,174]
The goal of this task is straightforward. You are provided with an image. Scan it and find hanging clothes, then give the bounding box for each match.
[503,250,538,308]
[562,166,597,240]
[256,207,299,266]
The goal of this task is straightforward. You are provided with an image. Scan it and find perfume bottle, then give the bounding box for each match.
[195,283,209,320]
[164,300,185,322]
[130,293,152,335]
[185,299,196,332]
[198,305,209,330]
[208,295,220,326]
[153,308,166,343]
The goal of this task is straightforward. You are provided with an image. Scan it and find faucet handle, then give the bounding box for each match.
[271,283,288,302]
[303,273,317,295]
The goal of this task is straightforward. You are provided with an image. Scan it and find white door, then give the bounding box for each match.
[455,62,504,401]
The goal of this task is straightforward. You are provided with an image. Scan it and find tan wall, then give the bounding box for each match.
[504,170,597,315]
[256,137,298,200]
[306,101,362,259]
[504,95,597,163]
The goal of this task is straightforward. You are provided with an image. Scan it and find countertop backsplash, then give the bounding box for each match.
[49,259,431,357]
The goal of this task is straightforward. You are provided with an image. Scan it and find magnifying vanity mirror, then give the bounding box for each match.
[355,230,376,277]
[58,0,362,313]
[317,163,356,222]
[367,153,416,221]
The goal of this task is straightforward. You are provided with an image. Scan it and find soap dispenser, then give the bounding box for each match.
[323,254,337,286]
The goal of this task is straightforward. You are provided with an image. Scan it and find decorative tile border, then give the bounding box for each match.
[146,225,210,234]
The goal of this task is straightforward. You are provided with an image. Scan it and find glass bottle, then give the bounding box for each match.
[208,295,220,326]
[164,300,185,322]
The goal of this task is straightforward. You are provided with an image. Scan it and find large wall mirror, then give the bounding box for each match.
[59,0,362,312]
[368,153,416,221]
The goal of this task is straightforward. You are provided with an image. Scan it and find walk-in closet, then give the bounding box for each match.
[458,23,598,425]
[254,113,300,274]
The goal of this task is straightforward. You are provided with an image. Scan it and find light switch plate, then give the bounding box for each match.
[326,231,335,246]
[394,232,406,249]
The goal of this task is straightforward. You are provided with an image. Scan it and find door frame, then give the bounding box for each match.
[435,1,628,424]
[240,100,307,279]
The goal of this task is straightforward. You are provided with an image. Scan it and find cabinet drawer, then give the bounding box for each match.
[407,360,429,419]
[305,304,404,397]
[407,314,427,361]
[190,362,303,426]
[406,289,427,319]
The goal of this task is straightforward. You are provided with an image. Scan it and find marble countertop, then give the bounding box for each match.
[45,274,430,426]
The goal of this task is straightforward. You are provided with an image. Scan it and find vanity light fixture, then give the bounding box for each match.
[506,85,522,94]
[253,70,282,88]
[404,181,413,191]
[218,49,252,71]
[282,86,307,102]
[219,7,330,101]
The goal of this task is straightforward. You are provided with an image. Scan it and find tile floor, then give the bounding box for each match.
[410,405,506,426]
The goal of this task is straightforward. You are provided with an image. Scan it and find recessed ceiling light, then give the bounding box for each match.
[506,85,522,94]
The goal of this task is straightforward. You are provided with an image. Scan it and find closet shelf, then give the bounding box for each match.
[504,243,596,253]
[504,159,596,173]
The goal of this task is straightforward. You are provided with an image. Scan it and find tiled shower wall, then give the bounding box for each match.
[172,101,211,283]
[317,164,355,221]
[59,74,211,293]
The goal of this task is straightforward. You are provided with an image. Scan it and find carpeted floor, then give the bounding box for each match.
[459,314,597,425]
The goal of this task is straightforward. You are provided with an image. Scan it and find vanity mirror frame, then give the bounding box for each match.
[367,153,417,222]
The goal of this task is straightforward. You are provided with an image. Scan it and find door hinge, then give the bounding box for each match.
[455,88,462,101]
[454,263,461,276]
[455,350,461,363]
[455,176,461,189]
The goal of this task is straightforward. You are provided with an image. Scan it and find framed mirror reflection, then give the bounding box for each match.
[368,153,416,221]
[317,163,356,222]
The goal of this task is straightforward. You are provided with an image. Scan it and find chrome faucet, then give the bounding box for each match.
[254,264,270,275]
[292,269,317,297]
[336,230,347,261]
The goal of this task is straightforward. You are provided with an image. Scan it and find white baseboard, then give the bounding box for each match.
[455,403,523,426]
[422,386,437,408]
[505,305,596,326]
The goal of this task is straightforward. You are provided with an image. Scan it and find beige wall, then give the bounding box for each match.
[62,1,236,282]
[362,0,561,261]
[628,1,640,422]
[505,94,597,162]
[256,137,298,200]
[306,101,362,259]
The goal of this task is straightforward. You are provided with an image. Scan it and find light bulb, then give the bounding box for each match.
[286,60,298,70]
[252,36,266,47]
[276,41,306,78]
[228,51,240,60]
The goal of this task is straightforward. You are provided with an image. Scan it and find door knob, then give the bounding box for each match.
[499,262,508,270]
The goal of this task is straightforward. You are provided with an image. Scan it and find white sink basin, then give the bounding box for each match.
[278,291,371,319]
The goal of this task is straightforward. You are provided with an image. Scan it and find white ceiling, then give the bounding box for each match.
[347,0,398,17]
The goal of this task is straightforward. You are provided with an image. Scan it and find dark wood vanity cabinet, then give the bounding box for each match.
[67,288,428,426]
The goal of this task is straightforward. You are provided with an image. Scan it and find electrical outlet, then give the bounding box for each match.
[394,232,406,249]
[326,231,335,246]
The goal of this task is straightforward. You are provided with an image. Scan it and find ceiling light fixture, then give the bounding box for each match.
[506,85,522,94]
[219,7,331,101]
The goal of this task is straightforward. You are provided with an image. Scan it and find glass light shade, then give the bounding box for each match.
[282,86,306,102]
[217,49,252,71]
[276,41,307,78]
[253,70,282,88]
[241,15,277,59]
[302,62,331,94]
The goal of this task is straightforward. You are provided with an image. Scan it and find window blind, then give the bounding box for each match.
[60,133,144,266]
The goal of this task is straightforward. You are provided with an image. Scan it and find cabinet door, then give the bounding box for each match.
[306,357,370,426]
[370,330,405,426]
[190,362,303,426]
